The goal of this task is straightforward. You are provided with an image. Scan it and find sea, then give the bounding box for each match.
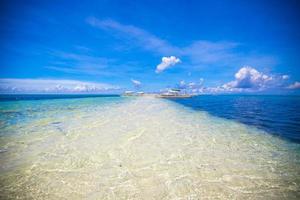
[0,94,299,199]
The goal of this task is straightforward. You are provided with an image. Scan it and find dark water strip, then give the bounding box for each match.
[169,95,300,143]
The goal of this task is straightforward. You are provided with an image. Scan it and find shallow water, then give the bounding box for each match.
[0,96,300,199]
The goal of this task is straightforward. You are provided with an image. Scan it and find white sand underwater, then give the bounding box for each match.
[0,97,299,199]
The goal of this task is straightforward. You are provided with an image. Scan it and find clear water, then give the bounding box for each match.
[170,95,300,143]
[0,95,299,199]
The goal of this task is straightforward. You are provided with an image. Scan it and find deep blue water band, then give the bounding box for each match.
[170,95,300,143]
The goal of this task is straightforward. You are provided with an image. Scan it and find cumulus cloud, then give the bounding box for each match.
[178,67,291,95]
[0,79,119,93]
[219,66,293,93]
[222,66,273,89]
[131,79,141,88]
[155,56,181,73]
[287,82,300,89]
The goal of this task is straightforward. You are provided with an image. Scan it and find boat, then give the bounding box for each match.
[122,91,135,96]
[136,92,145,96]
[157,94,192,98]
[156,89,192,98]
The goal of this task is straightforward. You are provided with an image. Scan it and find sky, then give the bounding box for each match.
[0,0,300,94]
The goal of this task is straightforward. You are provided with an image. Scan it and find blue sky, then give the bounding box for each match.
[0,0,300,93]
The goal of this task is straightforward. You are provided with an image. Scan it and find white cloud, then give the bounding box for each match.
[88,18,277,69]
[287,82,300,89]
[220,66,292,92]
[188,82,196,88]
[87,17,180,55]
[179,80,185,86]
[0,79,119,93]
[176,78,204,90]
[182,40,238,64]
[199,78,204,86]
[46,51,119,77]
[179,67,291,94]
[131,79,141,88]
[223,66,272,89]
[282,75,289,80]
[155,56,181,73]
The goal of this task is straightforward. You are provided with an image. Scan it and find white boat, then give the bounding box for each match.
[156,89,192,98]
[122,91,135,96]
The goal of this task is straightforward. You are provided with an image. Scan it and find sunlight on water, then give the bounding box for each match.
[0,97,299,199]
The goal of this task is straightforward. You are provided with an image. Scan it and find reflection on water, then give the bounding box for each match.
[0,97,300,199]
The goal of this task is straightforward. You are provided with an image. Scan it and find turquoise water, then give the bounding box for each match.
[0,95,124,134]
[0,95,299,199]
